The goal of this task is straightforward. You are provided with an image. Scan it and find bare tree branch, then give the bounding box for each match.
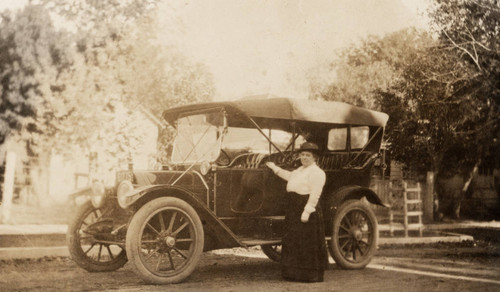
[442,29,482,71]
[471,0,500,13]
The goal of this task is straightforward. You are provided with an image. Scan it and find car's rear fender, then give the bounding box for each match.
[128,185,241,250]
[329,185,387,209]
[323,185,387,235]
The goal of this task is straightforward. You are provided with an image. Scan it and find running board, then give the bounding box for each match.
[218,216,285,220]
[239,238,281,246]
[240,236,332,246]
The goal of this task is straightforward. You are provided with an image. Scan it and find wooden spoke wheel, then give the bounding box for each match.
[126,197,204,284]
[67,201,127,272]
[328,200,378,269]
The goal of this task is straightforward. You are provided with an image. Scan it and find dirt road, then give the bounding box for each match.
[1,242,499,291]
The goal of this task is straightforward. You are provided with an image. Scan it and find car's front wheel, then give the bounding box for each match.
[126,197,204,284]
[328,199,378,269]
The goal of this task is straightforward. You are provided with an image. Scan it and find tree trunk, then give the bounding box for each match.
[462,162,479,193]
[31,152,52,207]
[424,171,435,223]
[435,160,480,220]
[1,151,16,223]
[430,155,442,221]
[455,161,480,218]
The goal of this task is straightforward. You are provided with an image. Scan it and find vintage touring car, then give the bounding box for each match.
[67,97,389,284]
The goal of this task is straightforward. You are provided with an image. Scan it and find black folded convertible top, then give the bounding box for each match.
[163,97,388,128]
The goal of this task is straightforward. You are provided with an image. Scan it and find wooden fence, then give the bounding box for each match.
[371,177,426,237]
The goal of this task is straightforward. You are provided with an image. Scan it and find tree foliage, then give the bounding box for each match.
[422,0,500,218]
[379,0,499,176]
[377,44,485,174]
[0,4,78,204]
[1,1,216,190]
[428,0,500,163]
[0,5,72,148]
[310,1,498,174]
[429,0,500,90]
[310,0,499,218]
[45,0,215,170]
[309,28,431,110]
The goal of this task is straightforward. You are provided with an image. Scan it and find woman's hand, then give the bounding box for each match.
[266,162,291,181]
[300,210,310,223]
[301,204,316,223]
[266,162,278,172]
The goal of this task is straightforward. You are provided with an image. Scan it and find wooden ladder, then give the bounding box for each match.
[389,181,424,237]
[402,182,423,237]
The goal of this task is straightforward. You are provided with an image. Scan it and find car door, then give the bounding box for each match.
[214,161,287,217]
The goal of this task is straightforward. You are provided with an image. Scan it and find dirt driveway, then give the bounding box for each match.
[1,242,499,291]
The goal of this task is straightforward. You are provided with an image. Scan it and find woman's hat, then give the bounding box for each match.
[298,142,319,153]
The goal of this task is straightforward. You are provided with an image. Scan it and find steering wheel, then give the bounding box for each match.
[280,152,300,168]
[291,156,301,168]
[268,152,298,169]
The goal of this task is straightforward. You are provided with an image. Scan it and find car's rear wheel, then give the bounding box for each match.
[67,201,127,272]
[261,244,281,262]
[126,197,204,284]
[328,199,378,269]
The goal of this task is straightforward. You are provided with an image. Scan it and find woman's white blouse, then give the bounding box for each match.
[274,163,326,209]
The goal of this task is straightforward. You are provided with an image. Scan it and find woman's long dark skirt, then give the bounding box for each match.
[281,192,328,282]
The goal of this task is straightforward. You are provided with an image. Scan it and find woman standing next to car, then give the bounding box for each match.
[266,142,328,282]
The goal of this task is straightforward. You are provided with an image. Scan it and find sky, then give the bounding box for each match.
[0,0,430,101]
[159,0,430,100]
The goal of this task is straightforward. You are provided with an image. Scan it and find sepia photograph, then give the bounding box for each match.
[0,0,499,291]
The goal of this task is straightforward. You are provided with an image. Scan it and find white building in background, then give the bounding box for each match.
[47,107,159,204]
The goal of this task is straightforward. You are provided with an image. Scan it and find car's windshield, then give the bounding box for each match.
[171,110,225,163]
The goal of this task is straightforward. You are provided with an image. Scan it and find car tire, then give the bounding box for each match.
[67,201,127,272]
[261,244,281,262]
[126,197,204,284]
[328,199,378,269]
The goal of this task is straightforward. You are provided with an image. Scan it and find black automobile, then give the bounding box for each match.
[67,97,389,284]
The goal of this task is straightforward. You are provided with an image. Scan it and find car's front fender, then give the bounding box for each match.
[123,184,242,250]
